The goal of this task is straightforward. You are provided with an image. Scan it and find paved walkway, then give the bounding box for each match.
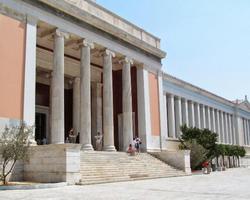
[1,168,250,200]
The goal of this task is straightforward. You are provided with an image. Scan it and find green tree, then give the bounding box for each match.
[225,145,234,168]
[0,123,33,185]
[180,139,208,169]
[237,146,246,167]
[180,125,218,160]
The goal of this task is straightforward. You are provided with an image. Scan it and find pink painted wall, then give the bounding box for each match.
[148,72,160,136]
[0,14,26,119]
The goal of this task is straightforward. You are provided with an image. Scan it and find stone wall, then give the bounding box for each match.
[23,144,81,184]
[151,150,191,174]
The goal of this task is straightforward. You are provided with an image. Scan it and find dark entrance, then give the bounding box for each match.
[35,112,47,145]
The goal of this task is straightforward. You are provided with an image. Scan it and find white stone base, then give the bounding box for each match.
[24,144,81,184]
[81,144,94,151]
[103,145,116,152]
[151,150,191,174]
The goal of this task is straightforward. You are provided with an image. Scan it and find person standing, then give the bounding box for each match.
[95,132,103,151]
[135,137,141,153]
[132,138,137,149]
[68,128,76,143]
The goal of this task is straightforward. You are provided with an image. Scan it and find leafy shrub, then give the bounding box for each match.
[0,123,33,184]
[182,140,208,169]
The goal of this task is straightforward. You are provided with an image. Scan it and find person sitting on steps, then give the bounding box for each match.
[126,144,135,156]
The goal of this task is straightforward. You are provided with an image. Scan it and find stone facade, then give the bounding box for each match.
[161,74,250,154]
[0,0,250,184]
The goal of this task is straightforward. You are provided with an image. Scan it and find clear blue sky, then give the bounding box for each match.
[97,0,250,101]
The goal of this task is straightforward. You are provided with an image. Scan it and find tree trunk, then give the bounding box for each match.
[2,160,17,185]
[222,155,225,167]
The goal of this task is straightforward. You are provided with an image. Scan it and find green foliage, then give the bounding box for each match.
[0,123,33,185]
[214,144,246,158]
[185,140,208,169]
[179,124,246,169]
[238,146,246,157]
[180,124,218,160]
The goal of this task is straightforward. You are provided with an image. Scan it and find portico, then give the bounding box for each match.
[33,18,162,151]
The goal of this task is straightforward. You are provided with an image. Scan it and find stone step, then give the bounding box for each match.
[78,174,186,185]
[81,166,178,171]
[78,151,186,185]
[80,168,179,172]
[80,173,185,179]
[80,169,185,174]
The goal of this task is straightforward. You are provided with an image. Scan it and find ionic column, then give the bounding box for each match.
[246,120,250,145]
[188,100,195,127]
[181,98,189,127]
[167,94,175,138]
[103,49,116,151]
[91,82,103,149]
[73,77,80,136]
[175,96,182,137]
[51,29,68,144]
[228,114,232,144]
[205,106,211,130]
[231,115,235,145]
[194,103,201,128]
[247,120,250,145]
[121,57,133,151]
[211,108,216,132]
[220,111,225,143]
[200,104,206,129]
[243,119,247,145]
[80,39,94,150]
[224,113,228,143]
[215,110,221,142]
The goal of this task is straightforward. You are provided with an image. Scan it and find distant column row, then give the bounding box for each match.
[164,93,236,145]
[242,118,250,146]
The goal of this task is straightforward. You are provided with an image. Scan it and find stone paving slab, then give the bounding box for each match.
[0,168,250,200]
[0,182,67,190]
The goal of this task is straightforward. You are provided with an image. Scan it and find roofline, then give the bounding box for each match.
[85,0,161,41]
[37,0,166,59]
[163,72,236,107]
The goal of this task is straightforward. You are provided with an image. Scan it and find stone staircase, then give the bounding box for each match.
[78,151,187,185]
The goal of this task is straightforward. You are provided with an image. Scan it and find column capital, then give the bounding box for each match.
[194,102,199,106]
[80,39,94,49]
[119,57,133,65]
[55,29,69,39]
[103,49,116,58]
[188,100,194,104]
[182,97,188,102]
[175,96,181,101]
[74,77,80,83]
[168,93,174,98]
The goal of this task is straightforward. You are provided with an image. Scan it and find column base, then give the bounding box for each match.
[81,144,94,151]
[103,145,116,152]
[28,139,37,146]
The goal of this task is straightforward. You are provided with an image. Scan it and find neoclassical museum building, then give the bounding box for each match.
[0,0,250,184]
